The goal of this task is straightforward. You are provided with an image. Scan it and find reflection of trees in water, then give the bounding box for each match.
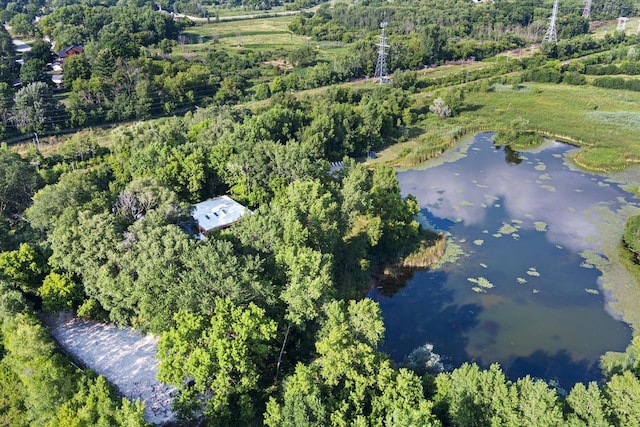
[372,266,416,298]
[508,349,601,392]
[499,144,523,165]
[373,271,483,368]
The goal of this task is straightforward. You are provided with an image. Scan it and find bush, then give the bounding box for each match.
[563,72,587,85]
[40,272,83,313]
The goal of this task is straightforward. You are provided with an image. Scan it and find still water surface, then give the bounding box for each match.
[369,133,635,389]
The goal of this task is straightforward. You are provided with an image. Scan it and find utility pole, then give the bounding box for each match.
[374,22,390,85]
[543,0,558,43]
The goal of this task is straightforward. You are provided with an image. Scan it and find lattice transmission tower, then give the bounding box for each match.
[543,0,559,43]
[374,22,390,84]
[582,0,592,18]
[617,16,628,31]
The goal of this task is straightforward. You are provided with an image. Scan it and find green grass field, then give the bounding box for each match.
[182,16,307,52]
[376,83,640,171]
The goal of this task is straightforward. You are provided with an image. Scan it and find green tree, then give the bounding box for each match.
[606,371,640,426]
[23,40,54,64]
[49,375,148,427]
[277,245,334,327]
[13,82,66,133]
[565,382,609,426]
[19,59,48,85]
[0,145,40,219]
[39,271,83,313]
[62,54,91,85]
[9,14,34,37]
[157,299,277,424]
[0,243,47,292]
[177,238,274,316]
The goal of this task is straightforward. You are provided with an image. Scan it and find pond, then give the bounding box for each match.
[369,132,636,390]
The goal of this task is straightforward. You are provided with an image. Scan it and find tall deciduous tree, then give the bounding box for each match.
[157,299,277,423]
[12,82,66,133]
[0,145,40,219]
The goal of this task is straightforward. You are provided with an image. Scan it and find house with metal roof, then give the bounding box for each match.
[192,196,250,235]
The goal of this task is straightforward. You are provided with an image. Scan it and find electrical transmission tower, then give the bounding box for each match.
[374,22,390,84]
[617,17,628,31]
[543,0,558,43]
[582,0,592,18]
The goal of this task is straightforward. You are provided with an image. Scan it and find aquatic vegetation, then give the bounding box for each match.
[492,233,503,238]
[435,240,466,267]
[533,289,540,294]
[517,277,527,284]
[480,263,488,268]
[585,288,600,295]
[511,233,520,240]
[540,185,556,192]
[527,267,540,277]
[535,164,547,171]
[468,277,494,290]
[481,203,487,208]
[460,200,474,206]
[568,207,577,212]
[580,261,595,269]
[472,287,485,293]
[473,240,484,246]
[499,223,519,235]
[539,173,552,180]
[534,221,548,232]
[512,219,523,224]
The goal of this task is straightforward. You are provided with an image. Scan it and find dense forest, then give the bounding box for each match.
[2,0,640,425]
[0,0,638,139]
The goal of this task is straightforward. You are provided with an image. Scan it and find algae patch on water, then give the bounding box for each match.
[435,240,466,268]
[499,222,519,235]
[468,277,495,293]
[534,221,548,232]
[526,267,541,277]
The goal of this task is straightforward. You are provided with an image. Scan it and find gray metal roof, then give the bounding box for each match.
[192,196,249,233]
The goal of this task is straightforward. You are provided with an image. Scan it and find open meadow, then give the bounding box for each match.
[375,83,640,171]
[178,16,347,62]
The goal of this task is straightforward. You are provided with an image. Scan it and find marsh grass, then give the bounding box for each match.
[384,84,640,172]
[401,230,447,268]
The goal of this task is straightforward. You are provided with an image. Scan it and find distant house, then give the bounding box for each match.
[57,45,84,60]
[192,196,250,235]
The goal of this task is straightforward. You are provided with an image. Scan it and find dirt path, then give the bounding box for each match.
[43,312,176,425]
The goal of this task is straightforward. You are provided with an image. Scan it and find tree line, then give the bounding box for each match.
[1,73,640,423]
